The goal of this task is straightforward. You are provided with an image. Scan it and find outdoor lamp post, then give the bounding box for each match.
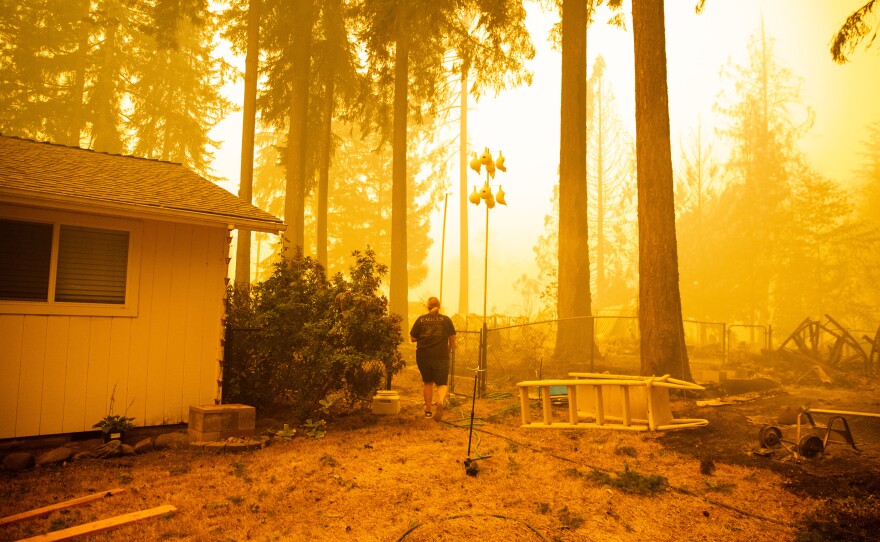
[468,147,508,397]
[462,147,507,476]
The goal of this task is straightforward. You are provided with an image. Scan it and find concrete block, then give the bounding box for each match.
[188,404,256,442]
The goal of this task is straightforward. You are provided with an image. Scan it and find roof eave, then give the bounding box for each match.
[0,190,286,234]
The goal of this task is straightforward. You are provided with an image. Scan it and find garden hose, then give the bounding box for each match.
[395,513,548,542]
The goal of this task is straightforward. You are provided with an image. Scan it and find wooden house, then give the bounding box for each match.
[0,135,284,439]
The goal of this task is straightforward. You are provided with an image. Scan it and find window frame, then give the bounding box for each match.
[0,205,141,317]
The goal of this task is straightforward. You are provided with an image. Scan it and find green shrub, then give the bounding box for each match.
[224,247,404,419]
[589,464,668,495]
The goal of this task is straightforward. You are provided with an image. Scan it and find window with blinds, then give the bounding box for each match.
[0,219,129,305]
[56,225,129,304]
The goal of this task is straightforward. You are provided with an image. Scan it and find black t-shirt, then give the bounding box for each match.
[410,313,456,359]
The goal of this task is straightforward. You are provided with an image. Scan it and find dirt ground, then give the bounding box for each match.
[1,367,879,542]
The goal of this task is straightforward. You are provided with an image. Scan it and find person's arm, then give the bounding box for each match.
[448,334,456,351]
[410,319,419,342]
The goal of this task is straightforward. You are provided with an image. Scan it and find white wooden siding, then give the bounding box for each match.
[0,218,228,438]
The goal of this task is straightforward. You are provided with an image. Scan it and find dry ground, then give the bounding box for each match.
[1,367,879,542]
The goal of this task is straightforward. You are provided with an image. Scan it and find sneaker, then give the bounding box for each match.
[424,410,433,418]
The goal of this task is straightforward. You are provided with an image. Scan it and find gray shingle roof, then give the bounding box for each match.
[0,135,284,232]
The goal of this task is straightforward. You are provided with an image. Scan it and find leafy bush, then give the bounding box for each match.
[224,247,404,419]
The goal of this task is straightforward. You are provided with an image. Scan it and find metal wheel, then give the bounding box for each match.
[759,425,783,448]
[798,434,824,459]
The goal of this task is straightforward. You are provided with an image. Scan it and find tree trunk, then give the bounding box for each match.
[632,0,691,380]
[389,0,410,322]
[283,0,313,255]
[235,0,260,288]
[595,79,605,307]
[317,70,334,269]
[555,0,593,368]
[458,62,469,316]
[68,0,89,148]
[92,17,122,154]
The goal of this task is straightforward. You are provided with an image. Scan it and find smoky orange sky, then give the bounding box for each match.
[215,0,880,318]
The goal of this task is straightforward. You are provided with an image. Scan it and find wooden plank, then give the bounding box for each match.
[16,317,48,436]
[540,386,552,424]
[106,318,133,421]
[0,489,125,526]
[17,504,175,541]
[181,225,209,417]
[84,318,112,428]
[163,224,193,422]
[0,315,24,438]
[567,385,578,425]
[200,227,227,404]
[145,221,175,425]
[40,317,70,435]
[519,386,530,426]
[521,422,651,431]
[621,385,631,427]
[62,318,91,433]
[594,385,605,426]
[127,221,157,427]
[645,380,656,431]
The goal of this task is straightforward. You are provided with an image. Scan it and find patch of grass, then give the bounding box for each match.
[562,467,584,478]
[114,472,133,484]
[699,458,716,475]
[227,496,244,505]
[557,506,585,530]
[704,478,736,494]
[487,404,520,421]
[589,465,668,495]
[535,502,550,514]
[320,454,338,468]
[169,465,190,476]
[615,446,638,458]
[795,495,880,541]
[507,456,520,473]
[49,517,73,532]
[230,461,252,483]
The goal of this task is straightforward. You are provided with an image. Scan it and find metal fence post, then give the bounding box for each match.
[449,346,456,395]
[723,322,728,364]
[590,316,595,372]
[480,322,488,397]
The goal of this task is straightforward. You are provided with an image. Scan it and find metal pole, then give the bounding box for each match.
[483,200,489,325]
[723,323,728,364]
[439,193,449,303]
[481,199,489,396]
[590,316,595,372]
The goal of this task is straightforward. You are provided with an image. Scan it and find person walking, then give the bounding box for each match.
[410,296,456,418]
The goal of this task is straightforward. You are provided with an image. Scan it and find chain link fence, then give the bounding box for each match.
[226,317,777,402]
[448,316,742,398]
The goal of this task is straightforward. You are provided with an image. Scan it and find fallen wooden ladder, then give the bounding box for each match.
[517,373,709,431]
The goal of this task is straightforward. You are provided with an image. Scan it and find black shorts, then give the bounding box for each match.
[416,355,449,386]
